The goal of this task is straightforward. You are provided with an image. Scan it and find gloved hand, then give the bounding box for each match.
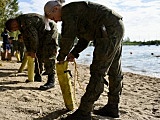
[26,52,36,58]
[57,61,65,64]
[67,53,75,62]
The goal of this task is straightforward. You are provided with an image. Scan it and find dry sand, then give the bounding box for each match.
[0,57,160,120]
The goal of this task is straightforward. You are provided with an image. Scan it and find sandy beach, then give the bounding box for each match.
[0,57,160,120]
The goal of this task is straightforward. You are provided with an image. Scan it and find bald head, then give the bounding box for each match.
[44,1,61,18]
[44,0,63,23]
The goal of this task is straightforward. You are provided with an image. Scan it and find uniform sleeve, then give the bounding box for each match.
[44,22,58,57]
[50,22,58,46]
[70,37,90,58]
[57,14,77,61]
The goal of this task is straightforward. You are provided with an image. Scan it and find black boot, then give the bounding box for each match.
[34,74,42,82]
[93,104,119,118]
[39,73,55,90]
[61,109,92,120]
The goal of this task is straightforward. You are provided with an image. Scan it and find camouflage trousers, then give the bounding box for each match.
[79,20,124,112]
[34,55,56,76]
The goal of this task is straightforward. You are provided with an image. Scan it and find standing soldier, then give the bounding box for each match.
[5,13,58,90]
[44,0,124,119]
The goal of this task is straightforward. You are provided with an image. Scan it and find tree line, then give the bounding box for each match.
[0,0,21,34]
[123,37,160,46]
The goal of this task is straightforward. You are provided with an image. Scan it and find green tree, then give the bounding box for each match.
[124,37,130,42]
[0,0,21,34]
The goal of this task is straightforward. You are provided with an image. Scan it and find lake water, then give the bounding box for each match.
[76,45,160,78]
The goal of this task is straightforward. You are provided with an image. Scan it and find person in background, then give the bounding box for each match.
[9,30,20,57]
[1,28,11,61]
[5,13,58,89]
[17,34,25,62]
[44,0,124,119]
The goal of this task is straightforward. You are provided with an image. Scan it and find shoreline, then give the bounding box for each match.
[77,63,160,79]
[0,58,160,120]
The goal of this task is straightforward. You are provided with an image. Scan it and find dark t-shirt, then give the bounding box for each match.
[1,32,9,44]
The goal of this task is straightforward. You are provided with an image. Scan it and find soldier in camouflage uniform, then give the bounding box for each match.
[5,13,58,90]
[44,1,124,119]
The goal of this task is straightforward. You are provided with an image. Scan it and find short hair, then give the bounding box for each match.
[44,1,61,18]
[5,19,15,32]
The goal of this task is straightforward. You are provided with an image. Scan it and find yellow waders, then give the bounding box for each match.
[15,52,20,62]
[56,61,75,110]
[27,56,34,82]
[18,52,34,82]
[18,53,28,73]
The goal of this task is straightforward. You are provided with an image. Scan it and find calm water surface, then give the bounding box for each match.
[76,45,160,78]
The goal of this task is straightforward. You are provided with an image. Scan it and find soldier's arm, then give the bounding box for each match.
[50,22,59,47]
[57,15,77,61]
[70,38,90,58]
[44,22,59,56]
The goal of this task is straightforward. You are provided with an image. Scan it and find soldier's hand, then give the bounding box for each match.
[67,53,75,62]
[27,52,36,58]
[57,61,64,64]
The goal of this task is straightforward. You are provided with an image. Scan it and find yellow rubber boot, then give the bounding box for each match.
[56,61,75,110]
[15,52,20,62]
[18,53,28,73]
[27,56,34,82]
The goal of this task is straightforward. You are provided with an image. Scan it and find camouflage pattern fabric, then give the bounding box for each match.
[16,13,45,53]
[57,1,125,112]
[16,13,58,75]
[34,22,58,75]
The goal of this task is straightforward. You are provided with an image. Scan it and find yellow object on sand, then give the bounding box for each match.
[15,52,20,62]
[56,61,75,111]
[27,56,34,82]
[18,53,28,73]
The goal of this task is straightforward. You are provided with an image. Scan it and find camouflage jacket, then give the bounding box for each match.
[57,1,123,61]
[16,13,58,54]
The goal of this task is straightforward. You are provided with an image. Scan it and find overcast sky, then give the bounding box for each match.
[18,0,160,41]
